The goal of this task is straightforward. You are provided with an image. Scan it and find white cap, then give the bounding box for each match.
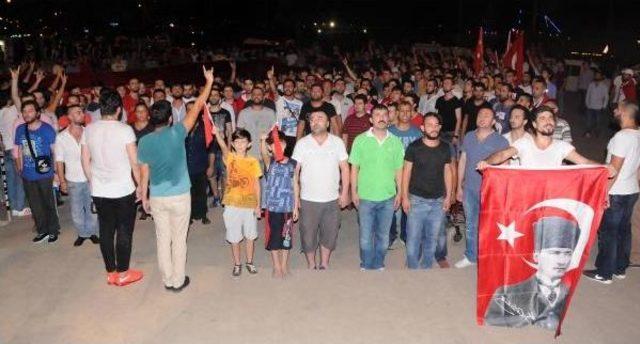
[622,68,634,75]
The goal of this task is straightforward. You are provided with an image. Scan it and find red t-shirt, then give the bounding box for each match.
[123,93,139,124]
[622,80,637,103]
[343,113,371,152]
[410,113,424,127]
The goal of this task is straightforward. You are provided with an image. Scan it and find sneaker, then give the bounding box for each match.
[73,237,86,247]
[89,235,100,244]
[583,270,612,284]
[32,233,50,243]
[172,276,190,292]
[48,234,58,243]
[107,272,119,285]
[245,262,258,275]
[613,273,626,280]
[11,210,20,217]
[116,269,144,286]
[454,257,476,269]
[202,217,211,225]
[232,264,242,278]
[21,208,32,216]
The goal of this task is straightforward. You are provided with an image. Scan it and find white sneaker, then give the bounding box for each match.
[454,257,476,269]
[613,273,626,280]
[11,210,20,217]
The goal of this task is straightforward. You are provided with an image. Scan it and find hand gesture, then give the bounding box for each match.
[35,70,45,82]
[202,65,214,83]
[10,66,20,80]
[229,60,236,70]
[267,65,275,80]
[60,73,68,87]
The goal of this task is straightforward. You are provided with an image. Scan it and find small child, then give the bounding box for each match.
[260,130,299,278]
[214,126,262,278]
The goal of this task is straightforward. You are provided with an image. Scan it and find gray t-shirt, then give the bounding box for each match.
[461,130,509,195]
[237,106,277,158]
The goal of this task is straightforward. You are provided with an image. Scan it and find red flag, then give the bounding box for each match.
[473,27,484,75]
[503,31,525,81]
[270,125,284,162]
[203,104,214,147]
[477,166,608,337]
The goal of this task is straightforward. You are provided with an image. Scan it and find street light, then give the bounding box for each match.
[329,21,335,28]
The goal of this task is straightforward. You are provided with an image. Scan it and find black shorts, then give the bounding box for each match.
[265,211,293,251]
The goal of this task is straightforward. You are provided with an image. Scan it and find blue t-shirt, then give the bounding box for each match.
[388,125,423,149]
[264,158,296,213]
[14,122,56,181]
[138,123,191,197]
[461,130,509,195]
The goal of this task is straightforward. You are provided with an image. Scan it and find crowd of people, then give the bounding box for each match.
[0,42,639,291]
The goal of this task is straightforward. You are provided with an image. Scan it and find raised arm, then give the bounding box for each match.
[259,133,271,170]
[267,66,279,101]
[341,57,358,82]
[10,66,22,110]
[213,121,230,158]
[183,66,214,132]
[22,61,35,84]
[229,60,237,84]
[46,73,67,114]
[27,70,45,94]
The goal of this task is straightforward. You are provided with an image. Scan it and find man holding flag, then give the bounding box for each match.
[137,66,214,292]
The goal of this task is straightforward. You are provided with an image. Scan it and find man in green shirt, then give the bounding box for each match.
[349,104,404,270]
[138,66,213,292]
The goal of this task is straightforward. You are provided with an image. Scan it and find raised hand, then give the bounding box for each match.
[203,65,214,83]
[229,60,236,70]
[267,65,275,79]
[35,70,45,82]
[10,66,21,80]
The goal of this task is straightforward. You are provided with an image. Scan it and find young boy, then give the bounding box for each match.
[260,130,299,278]
[214,126,262,277]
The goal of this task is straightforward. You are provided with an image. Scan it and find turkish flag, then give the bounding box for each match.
[203,104,215,147]
[503,31,525,81]
[477,166,608,337]
[270,125,285,162]
[473,27,484,75]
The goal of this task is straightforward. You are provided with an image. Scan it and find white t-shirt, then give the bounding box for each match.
[0,105,20,150]
[292,134,348,202]
[81,120,136,198]
[607,128,640,195]
[512,135,574,168]
[502,132,533,166]
[55,129,87,183]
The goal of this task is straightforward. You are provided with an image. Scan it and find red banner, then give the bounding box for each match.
[503,31,525,81]
[473,27,484,75]
[477,166,608,336]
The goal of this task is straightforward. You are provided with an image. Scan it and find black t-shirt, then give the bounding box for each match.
[131,123,155,143]
[210,107,232,151]
[462,99,491,133]
[404,139,452,199]
[299,101,337,135]
[435,96,462,133]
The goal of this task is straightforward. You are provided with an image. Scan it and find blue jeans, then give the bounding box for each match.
[585,108,603,133]
[463,189,480,262]
[595,193,639,278]
[389,208,407,245]
[4,151,26,211]
[68,181,98,238]
[435,219,448,261]
[358,197,395,270]
[406,195,445,269]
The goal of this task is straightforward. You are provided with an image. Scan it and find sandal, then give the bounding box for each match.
[245,262,258,275]
[232,264,242,277]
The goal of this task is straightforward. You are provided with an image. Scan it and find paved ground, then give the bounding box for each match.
[1,93,639,344]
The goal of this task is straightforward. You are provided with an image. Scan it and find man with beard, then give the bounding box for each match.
[268,69,303,156]
[478,106,606,169]
[435,77,462,147]
[123,78,141,123]
[237,87,277,159]
[292,110,350,270]
[531,78,549,109]
[296,84,342,140]
[207,86,233,207]
[56,105,99,246]
[350,104,404,271]
[493,83,516,134]
[330,78,354,123]
[418,79,442,115]
[170,83,186,123]
[14,100,60,243]
[502,105,532,166]
[402,112,453,269]
[462,82,491,134]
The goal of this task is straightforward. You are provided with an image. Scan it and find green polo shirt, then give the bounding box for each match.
[349,129,405,201]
